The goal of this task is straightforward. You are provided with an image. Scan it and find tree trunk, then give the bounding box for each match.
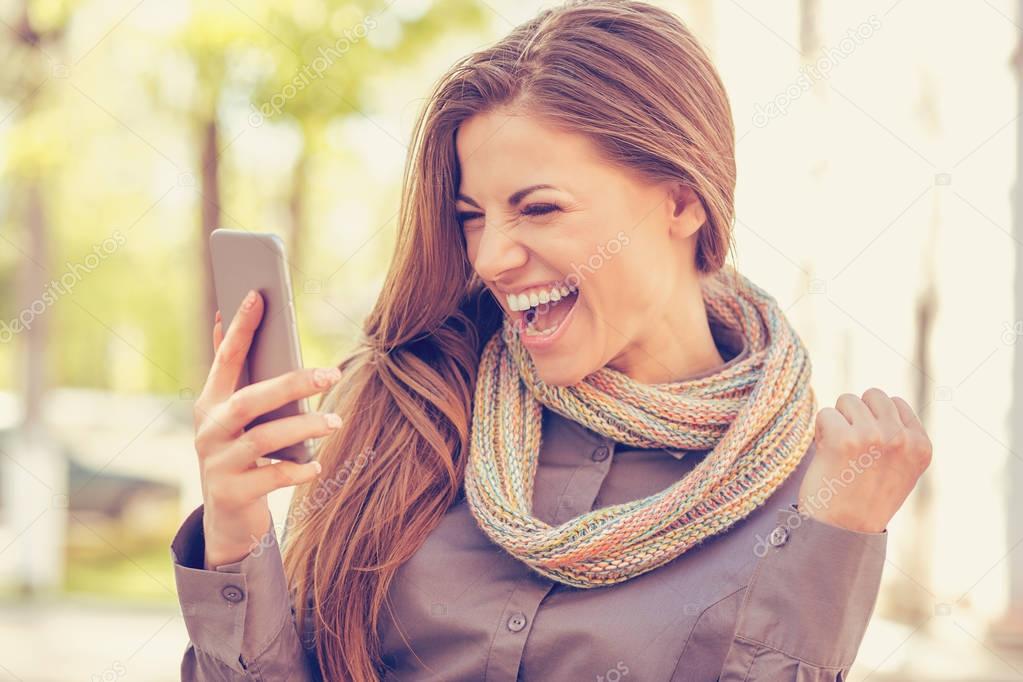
[199,117,221,374]
[887,211,937,625]
[21,183,48,432]
[3,0,67,597]
[990,0,1023,647]
[288,150,309,273]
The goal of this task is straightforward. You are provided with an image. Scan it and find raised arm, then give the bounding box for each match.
[172,503,320,681]
[718,504,887,680]
[721,388,932,679]
[173,291,343,680]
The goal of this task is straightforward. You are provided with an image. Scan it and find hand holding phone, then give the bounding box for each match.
[194,227,344,568]
[193,290,344,568]
[209,228,314,463]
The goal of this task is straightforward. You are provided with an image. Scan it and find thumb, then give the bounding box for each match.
[212,310,224,354]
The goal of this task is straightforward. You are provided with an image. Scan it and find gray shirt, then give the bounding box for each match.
[171,405,887,681]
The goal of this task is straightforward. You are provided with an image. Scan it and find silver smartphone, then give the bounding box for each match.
[209,228,313,464]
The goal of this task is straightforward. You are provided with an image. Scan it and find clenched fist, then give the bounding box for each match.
[797,388,933,534]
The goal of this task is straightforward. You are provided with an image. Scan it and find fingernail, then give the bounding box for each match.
[242,290,257,311]
[312,461,322,474]
[324,413,343,429]
[314,367,342,387]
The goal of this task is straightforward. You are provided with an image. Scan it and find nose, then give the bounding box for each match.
[470,221,528,283]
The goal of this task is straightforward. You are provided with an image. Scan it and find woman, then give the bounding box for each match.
[172,1,933,679]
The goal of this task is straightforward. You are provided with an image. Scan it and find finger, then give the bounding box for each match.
[891,395,925,432]
[225,411,343,468]
[814,407,851,446]
[213,317,224,354]
[205,290,263,402]
[861,387,903,433]
[210,366,342,435]
[240,458,323,498]
[835,392,873,426]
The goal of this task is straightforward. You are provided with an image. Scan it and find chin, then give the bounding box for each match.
[531,356,591,387]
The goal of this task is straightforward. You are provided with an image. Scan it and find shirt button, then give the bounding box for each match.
[768,526,789,547]
[506,611,528,632]
[221,584,245,603]
[590,445,610,462]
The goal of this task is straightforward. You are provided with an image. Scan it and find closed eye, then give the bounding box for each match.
[456,203,560,228]
[456,211,483,227]
[521,203,560,217]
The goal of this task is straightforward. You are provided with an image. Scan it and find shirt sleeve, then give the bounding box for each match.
[718,503,887,681]
[170,502,321,681]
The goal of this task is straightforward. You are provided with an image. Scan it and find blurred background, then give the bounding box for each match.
[0,0,1019,679]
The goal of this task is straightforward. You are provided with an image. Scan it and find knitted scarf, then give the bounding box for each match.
[463,267,817,588]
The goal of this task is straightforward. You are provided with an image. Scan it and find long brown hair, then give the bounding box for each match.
[281,1,737,678]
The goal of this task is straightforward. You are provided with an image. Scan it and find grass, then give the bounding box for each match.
[64,542,180,605]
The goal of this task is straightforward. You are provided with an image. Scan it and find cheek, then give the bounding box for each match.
[596,252,652,315]
[463,234,480,269]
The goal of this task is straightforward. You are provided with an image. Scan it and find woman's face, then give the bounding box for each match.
[455,109,708,386]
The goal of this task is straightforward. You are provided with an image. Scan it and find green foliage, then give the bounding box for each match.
[0,0,491,393]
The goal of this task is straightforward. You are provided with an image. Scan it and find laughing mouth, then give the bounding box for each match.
[504,281,580,337]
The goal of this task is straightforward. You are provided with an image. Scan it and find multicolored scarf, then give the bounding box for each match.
[463,267,817,588]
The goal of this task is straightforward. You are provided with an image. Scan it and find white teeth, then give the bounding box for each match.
[504,283,577,312]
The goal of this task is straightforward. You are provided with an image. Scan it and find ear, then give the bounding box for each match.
[666,182,707,239]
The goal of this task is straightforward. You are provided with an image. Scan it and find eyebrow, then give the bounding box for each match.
[456,184,556,209]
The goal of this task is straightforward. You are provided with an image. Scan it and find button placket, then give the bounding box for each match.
[484,577,554,682]
[506,611,528,632]
[550,438,615,524]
